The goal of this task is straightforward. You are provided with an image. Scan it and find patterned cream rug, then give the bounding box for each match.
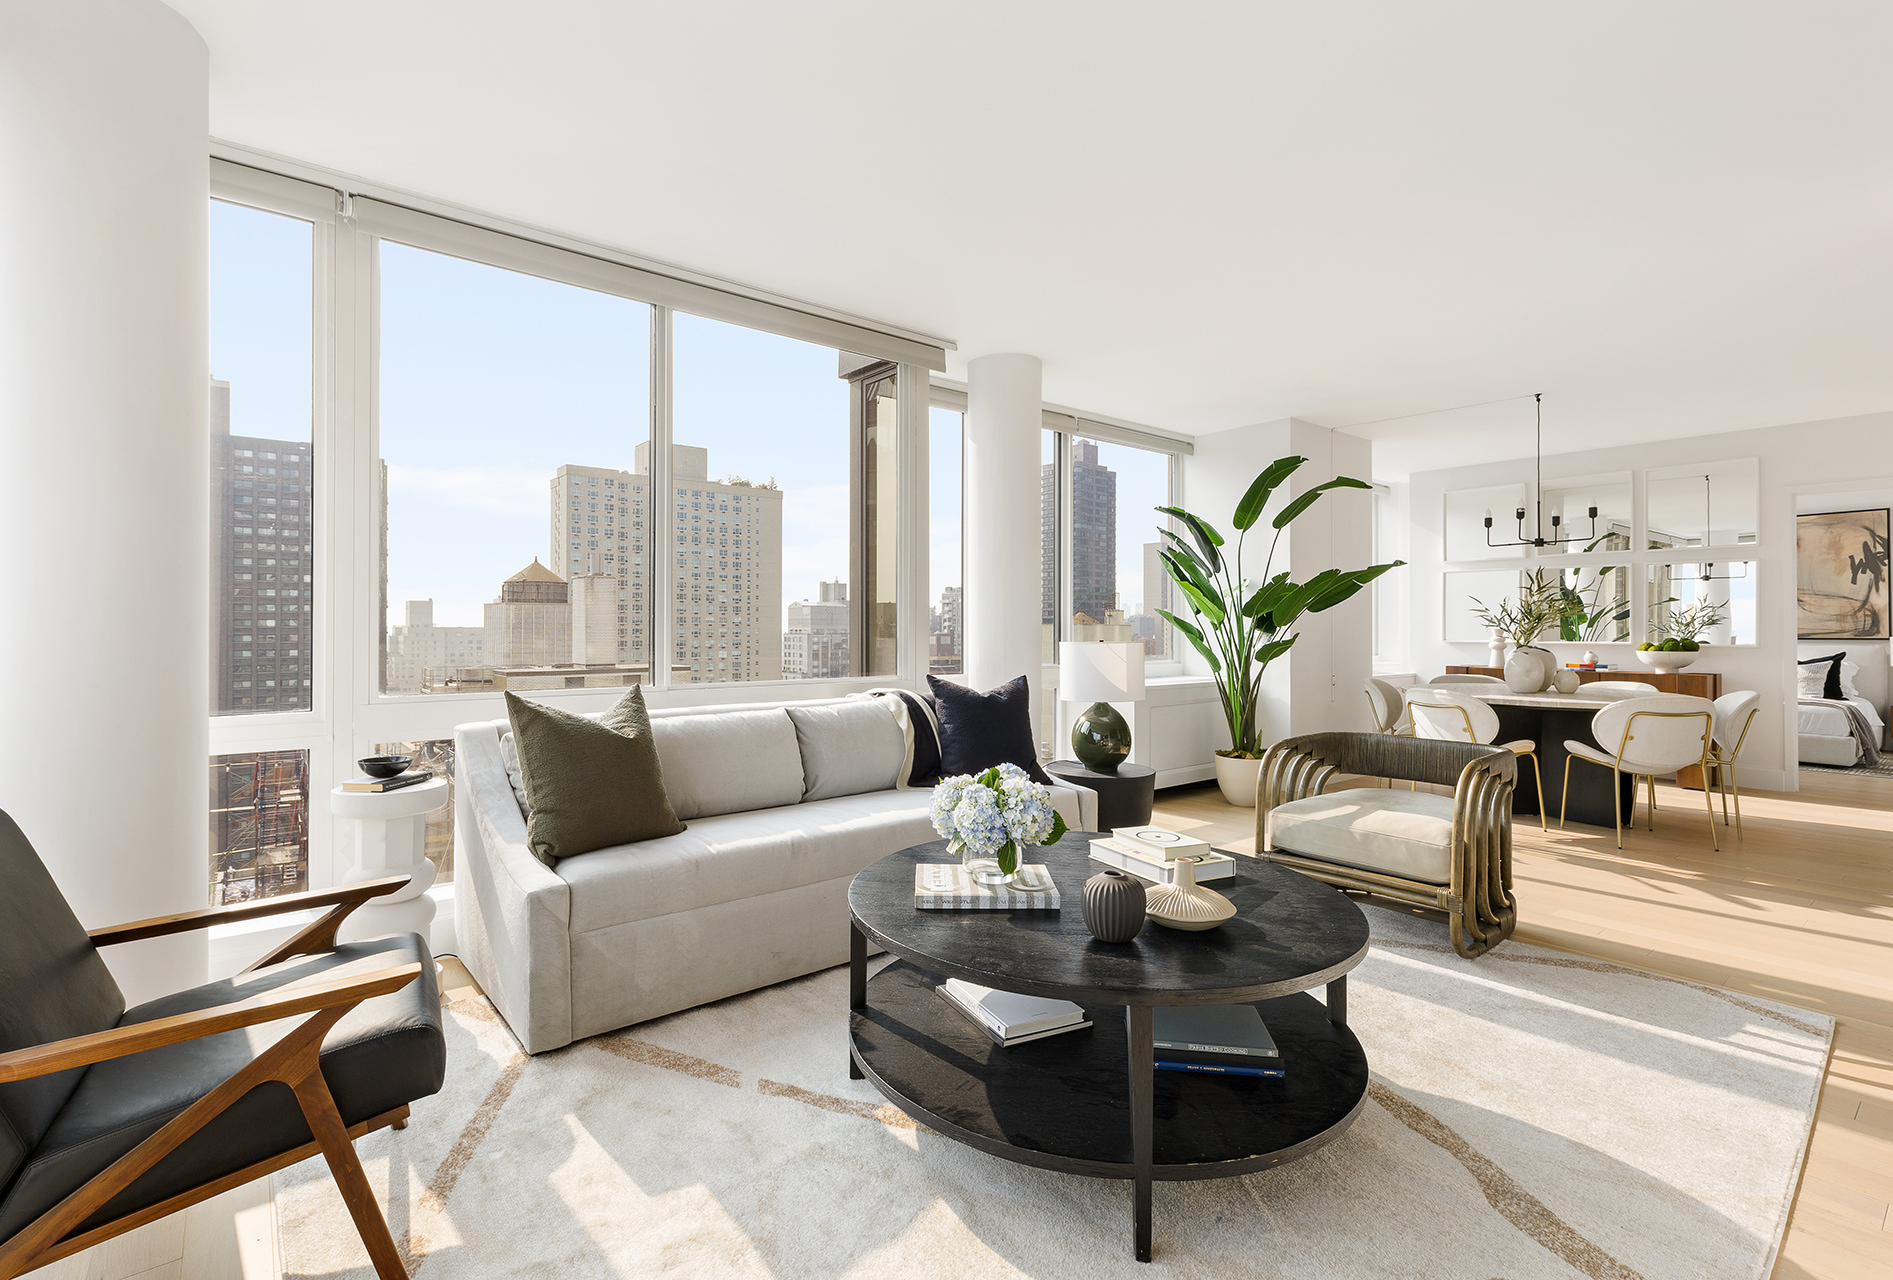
[276,910,1830,1280]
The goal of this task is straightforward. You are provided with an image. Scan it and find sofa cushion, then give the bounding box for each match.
[861,689,943,786]
[0,934,444,1243]
[928,674,1053,784]
[648,707,805,820]
[558,789,939,932]
[507,692,685,865]
[787,701,906,801]
[1267,788,1455,885]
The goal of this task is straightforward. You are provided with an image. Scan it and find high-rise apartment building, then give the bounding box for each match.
[784,580,850,679]
[552,443,783,685]
[385,600,487,693]
[1041,439,1118,628]
[210,379,315,714]
[1136,540,1174,658]
[930,583,963,673]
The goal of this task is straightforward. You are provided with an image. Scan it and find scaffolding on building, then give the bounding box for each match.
[209,750,309,906]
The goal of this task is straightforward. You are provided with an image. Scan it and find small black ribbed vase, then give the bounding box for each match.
[1082,869,1147,943]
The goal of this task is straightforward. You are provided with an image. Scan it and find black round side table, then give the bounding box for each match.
[1045,760,1157,829]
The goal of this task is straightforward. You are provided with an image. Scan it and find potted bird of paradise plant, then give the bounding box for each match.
[1155,456,1405,806]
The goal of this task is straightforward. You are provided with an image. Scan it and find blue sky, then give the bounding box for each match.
[210,199,1159,634]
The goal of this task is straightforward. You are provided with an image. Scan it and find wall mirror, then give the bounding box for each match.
[1539,471,1633,553]
[1444,569,1521,642]
[1553,563,1632,643]
[1645,562,1758,646]
[1646,458,1759,550]
[1444,483,1527,562]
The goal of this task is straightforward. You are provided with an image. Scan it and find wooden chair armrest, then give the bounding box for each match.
[0,962,423,1084]
[89,877,411,948]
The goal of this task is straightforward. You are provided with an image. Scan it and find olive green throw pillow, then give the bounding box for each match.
[505,690,685,866]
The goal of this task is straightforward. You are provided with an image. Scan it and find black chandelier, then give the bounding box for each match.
[1484,393,1598,549]
[1692,474,1748,581]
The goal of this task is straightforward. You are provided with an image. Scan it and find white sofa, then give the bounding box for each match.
[455,694,1098,1053]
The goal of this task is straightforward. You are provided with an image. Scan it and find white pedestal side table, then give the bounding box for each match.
[328,777,449,945]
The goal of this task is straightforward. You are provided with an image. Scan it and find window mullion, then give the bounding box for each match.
[650,304,674,690]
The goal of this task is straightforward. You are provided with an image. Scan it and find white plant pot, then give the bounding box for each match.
[1636,647,1701,674]
[1215,753,1263,808]
[1504,646,1553,693]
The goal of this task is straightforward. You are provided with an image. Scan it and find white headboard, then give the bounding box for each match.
[1799,641,1890,714]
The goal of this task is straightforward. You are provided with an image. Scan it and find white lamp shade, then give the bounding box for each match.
[1059,641,1146,703]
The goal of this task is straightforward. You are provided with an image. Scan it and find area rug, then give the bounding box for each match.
[276,910,1831,1280]
[1799,757,1893,778]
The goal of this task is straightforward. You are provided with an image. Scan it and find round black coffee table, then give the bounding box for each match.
[846,831,1370,1263]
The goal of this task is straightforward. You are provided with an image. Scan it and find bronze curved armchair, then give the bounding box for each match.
[1258,732,1518,958]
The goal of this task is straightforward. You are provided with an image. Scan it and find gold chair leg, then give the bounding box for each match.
[1702,763,1720,852]
[1646,773,1658,831]
[1521,751,1546,831]
[1612,765,1623,849]
[1732,776,1744,840]
[1559,756,1574,831]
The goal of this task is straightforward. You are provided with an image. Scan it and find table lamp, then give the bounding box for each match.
[1059,641,1146,771]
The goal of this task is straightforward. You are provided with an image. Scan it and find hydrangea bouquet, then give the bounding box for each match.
[930,764,1070,887]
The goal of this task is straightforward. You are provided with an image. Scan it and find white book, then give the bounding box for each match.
[1112,825,1211,863]
[913,863,1061,910]
[1090,839,1235,884]
[938,979,1088,1043]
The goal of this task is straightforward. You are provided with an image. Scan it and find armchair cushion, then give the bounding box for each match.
[1266,788,1456,885]
[0,933,444,1244]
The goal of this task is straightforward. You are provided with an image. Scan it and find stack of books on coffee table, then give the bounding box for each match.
[1152,1005,1283,1078]
[1089,825,1236,884]
[937,979,1092,1047]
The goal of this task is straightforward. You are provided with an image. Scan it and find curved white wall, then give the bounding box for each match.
[963,354,1044,727]
[0,0,210,1000]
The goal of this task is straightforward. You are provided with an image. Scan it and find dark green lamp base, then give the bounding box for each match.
[1072,701,1132,772]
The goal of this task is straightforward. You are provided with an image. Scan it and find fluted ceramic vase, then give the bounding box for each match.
[1082,869,1147,943]
[1144,856,1237,932]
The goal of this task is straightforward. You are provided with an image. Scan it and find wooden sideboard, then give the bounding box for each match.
[1444,665,1723,790]
[1445,665,1722,700]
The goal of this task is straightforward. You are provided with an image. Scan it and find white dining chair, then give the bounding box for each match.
[1429,674,1506,685]
[1708,690,1761,840]
[1404,687,1547,828]
[1562,694,1718,850]
[1364,677,1411,736]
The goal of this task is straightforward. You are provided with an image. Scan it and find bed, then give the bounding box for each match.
[1798,643,1890,767]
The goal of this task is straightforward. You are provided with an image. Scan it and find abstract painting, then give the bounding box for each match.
[1797,508,1891,638]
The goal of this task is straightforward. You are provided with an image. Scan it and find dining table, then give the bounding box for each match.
[1422,683,1662,829]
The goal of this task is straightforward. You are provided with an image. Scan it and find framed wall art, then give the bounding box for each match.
[1796,507,1890,639]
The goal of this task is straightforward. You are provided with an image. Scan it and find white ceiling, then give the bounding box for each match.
[170,1,1893,477]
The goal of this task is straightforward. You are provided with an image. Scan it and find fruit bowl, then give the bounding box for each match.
[1635,647,1700,674]
[357,754,413,779]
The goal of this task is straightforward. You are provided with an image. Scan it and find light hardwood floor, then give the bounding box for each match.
[1152,768,1893,1280]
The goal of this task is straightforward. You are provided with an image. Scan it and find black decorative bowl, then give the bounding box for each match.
[358,755,412,779]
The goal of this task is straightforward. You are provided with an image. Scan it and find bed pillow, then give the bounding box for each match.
[505,691,685,866]
[927,674,1054,785]
[1839,660,1862,701]
[1797,653,1845,701]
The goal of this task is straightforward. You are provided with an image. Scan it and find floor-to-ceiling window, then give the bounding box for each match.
[929,407,964,675]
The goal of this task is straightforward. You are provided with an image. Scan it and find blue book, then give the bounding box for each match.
[1155,1058,1285,1079]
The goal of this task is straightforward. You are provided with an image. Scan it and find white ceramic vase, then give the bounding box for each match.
[1503,646,1552,693]
[1214,753,1263,808]
[1487,629,1509,670]
[1145,856,1237,931]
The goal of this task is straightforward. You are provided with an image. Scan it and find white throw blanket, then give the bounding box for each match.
[1798,697,1883,765]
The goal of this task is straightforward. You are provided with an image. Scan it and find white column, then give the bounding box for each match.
[0,0,210,1003]
[963,354,1045,732]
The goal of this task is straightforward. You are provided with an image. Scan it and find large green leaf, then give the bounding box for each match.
[1270,476,1373,530]
[1232,456,1307,531]
[1252,636,1297,667]
[1157,505,1224,572]
[1304,560,1406,614]
[1240,572,1293,619]
[1158,609,1221,674]
[1159,547,1221,611]
[1173,577,1226,627]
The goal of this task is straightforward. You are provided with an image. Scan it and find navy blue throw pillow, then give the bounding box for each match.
[1797,652,1845,701]
[927,674,1054,785]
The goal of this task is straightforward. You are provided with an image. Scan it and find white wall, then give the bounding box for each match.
[1181,419,1377,749]
[1406,410,1893,791]
[0,0,211,1001]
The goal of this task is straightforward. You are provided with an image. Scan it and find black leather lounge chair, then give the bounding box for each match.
[0,809,445,1279]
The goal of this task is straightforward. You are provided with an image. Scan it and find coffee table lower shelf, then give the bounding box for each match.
[848,961,1369,1257]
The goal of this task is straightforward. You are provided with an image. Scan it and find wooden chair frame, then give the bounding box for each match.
[1559,709,1718,852]
[0,876,416,1280]
[1405,695,1547,830]
[1258,733,1517,958]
